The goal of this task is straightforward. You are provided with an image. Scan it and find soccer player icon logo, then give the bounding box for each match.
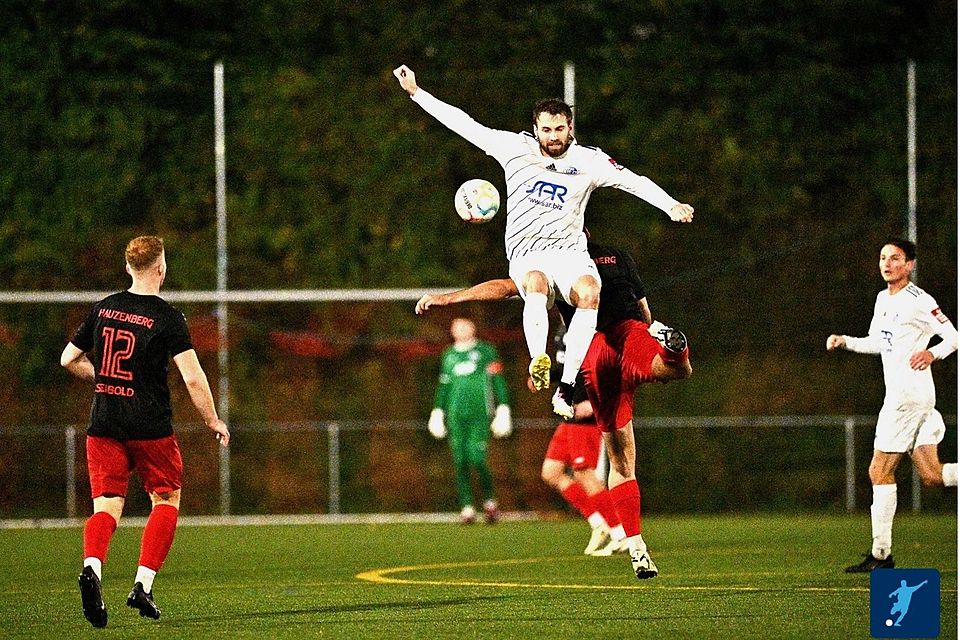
[887,579,928,627]
[869,568,939,638]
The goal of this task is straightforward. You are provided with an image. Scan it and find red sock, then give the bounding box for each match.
[83,511,118,562]
[591,489,621,528]
[610,480,642,537]
[138,504,179,571]
[561,483,595,520]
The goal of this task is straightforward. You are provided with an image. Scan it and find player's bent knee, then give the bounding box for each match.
[541,461,565,488]
[571,280,600,308]
[151,488,181,509]
[918,467,944,488]
[522,271,550,294]
[868,467,896,486]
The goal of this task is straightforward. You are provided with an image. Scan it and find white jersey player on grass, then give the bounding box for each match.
[827,238,958,573]
[393,64,694,419]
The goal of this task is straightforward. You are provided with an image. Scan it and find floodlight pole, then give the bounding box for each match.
[905,60,923,513]
[906,60,917,248]
[214,61,231,516]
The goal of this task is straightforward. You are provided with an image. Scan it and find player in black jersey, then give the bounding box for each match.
[415,238,691,580]
[61,236,229,628]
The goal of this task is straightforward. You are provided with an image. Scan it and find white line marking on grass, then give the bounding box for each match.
[357,557,957,593]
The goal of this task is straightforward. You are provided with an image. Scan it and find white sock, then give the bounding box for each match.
[83,557,102,580]
[610,524,626,541]
[135,566,157,593]
[942,463,958,487]
[561,308,597,385]
[870,484,897,560]
[587,512,606,529]
[626,533,647,556]
[522,292,549,358]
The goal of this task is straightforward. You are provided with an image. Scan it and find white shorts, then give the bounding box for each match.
[873,404,946,453]
[508,249,600,306]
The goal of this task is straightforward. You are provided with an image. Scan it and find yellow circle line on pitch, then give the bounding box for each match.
[355,557,908,593]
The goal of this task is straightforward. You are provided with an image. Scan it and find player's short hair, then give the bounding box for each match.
[125,235,165,271]
[533,98,573,127]
[884,238,916,261]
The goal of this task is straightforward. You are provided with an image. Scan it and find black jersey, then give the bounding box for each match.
[556,241,647,331]
[70,291,194,441]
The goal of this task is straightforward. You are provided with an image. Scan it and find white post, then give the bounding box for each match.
[844,418,856,512]
[214,61,231,516]
[563,61,575,113]
[328,422,341,515]
[906,59,917,247]
[906,60,921,512]
[66,426,77,518]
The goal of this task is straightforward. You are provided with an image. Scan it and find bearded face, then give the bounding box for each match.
[534,112,573,158]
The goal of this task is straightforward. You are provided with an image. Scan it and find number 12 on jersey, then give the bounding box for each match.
[99,326,135,381]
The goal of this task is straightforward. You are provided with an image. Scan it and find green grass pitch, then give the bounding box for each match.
[1,512,955,639]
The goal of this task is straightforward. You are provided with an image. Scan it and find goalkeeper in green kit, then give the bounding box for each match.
[429,318,512,523]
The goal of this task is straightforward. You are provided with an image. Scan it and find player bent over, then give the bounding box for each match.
[395,63,693,420]
[416,240,691,580]
[61,236,229,627]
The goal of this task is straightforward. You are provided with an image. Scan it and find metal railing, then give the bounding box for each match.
[32,414,952,519]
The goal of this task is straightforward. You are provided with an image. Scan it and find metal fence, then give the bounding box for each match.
[5,414,954,521]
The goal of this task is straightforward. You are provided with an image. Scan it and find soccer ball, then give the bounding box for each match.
[454,179,500,224]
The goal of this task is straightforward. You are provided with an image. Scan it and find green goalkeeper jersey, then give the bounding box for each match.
[434,340,509,419]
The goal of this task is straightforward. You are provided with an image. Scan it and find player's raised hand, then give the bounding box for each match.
[669,203,694,223]
[393,65,418,96]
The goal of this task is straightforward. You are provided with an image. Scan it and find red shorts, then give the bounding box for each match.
[582,319,663,432]
[544,421,603,470]
[86,435,183,498]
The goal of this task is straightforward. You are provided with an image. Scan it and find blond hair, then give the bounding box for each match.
[125,235,164,271]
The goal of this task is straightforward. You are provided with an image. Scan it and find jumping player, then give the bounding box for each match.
[394,64,693,420]
[61,236,230,627]
[416,239,691,580]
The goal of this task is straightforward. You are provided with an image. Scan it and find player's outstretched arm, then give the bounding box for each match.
[393,65,419,96]
[415,279,519,315]
[173,349,230,447]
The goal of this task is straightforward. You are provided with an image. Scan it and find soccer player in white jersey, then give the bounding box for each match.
[393,64,693,419]
[826,238,958,572]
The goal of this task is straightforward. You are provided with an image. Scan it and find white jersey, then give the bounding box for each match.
[844,282,958,407]
[411,89,680,261]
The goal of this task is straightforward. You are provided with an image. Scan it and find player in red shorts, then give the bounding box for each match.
[416,238,691,580]
[60,236,230,627]
[541,371,629,556]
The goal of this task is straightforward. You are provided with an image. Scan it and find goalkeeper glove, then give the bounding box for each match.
[490,404,512,438]
[428,408,447,439]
